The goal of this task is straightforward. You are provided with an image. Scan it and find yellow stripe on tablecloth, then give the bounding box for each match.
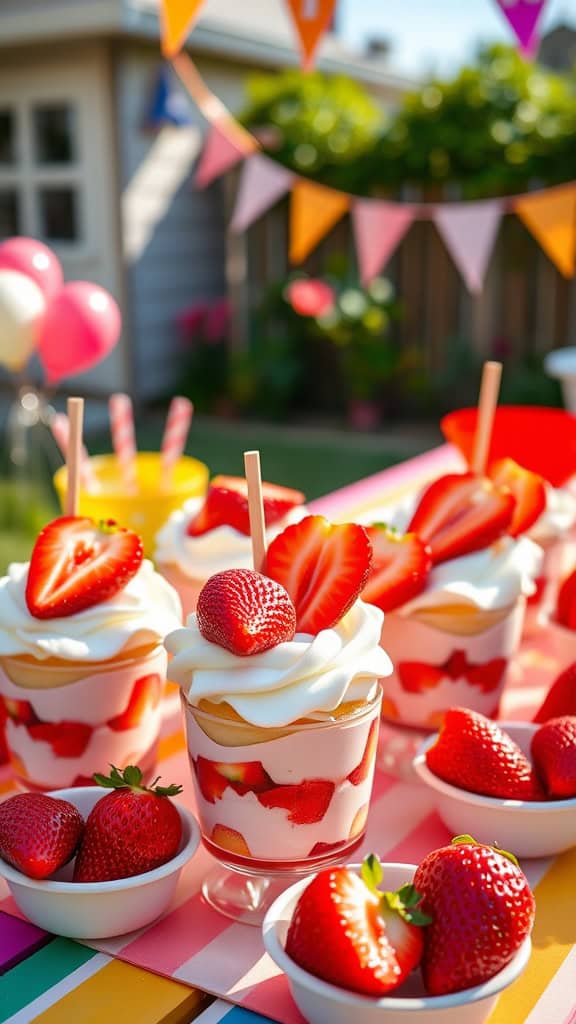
[31,959,207,1024]
[488,847,576,1024]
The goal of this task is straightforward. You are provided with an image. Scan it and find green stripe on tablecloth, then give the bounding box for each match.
[0,938,97,1020]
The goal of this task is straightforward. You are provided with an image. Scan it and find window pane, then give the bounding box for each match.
[0,110,16,165]
[38,187,78,242]
[0,190,20,237]
[33,105,76,164]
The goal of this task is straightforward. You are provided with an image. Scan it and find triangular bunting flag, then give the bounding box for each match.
[494,1,548,59]
[285,0,337,70]
[434,200,503,293]
[195,123,253,189]
[147,64,193,128]
[515,184,576,278]
[352,200,414,286]
[230,155,293,233]
[160,0,206,58]
[290,180,349,264]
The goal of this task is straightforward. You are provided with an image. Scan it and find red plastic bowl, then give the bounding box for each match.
[441,405,576,487]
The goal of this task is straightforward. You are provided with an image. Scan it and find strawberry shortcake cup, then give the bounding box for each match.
[522,484,576,635]
[154,476,308,619]
[165,516,392,922]
[362,471,543,731]
[0,517,182,791]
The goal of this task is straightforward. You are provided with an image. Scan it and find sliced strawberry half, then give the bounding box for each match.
[187,476,305,537]
[26,516,144,619]
[407,473,515,565]
[285,854,429,997]
[534,664,576,722]
[556,569,576,631]
[487,458,546,537]
[264,515,372,634]
[362,527,431,612]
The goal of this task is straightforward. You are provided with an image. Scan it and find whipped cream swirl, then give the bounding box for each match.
[154,498,308,579]
[361,496,542,613]
[0,560,183,661]
[165,600,391,728]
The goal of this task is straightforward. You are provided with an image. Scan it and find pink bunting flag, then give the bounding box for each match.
[433,200,503,294]
[494,0,548,59]
[352,200,415,286]
[230,154,293,233]
[195,123,251,189]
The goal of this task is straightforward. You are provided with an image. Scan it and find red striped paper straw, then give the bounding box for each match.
[160,396,193,487]
[51,412,98,493]
[109,393,138,494]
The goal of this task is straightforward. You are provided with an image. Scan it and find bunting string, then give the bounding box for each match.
[160,0,549,69]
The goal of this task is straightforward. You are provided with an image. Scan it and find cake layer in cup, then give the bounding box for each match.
[0,645,167,790]
[380,599,525,730]
[182,689,381,867]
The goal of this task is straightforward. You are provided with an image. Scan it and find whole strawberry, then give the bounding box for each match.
[0,793,84,880]
[414,836,535,995]
[531,717,576,798]
[286,854,430,996]
[426,707,544,800]
[73,766,182,883]
[197,569,296,656]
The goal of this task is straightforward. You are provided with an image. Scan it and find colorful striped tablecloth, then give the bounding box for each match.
[2,443,576,1024]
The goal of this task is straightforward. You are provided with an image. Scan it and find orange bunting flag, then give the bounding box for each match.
[160,0,206,57]
[515,183,576,278]
[290,180,349,264]
[286,0,337,69]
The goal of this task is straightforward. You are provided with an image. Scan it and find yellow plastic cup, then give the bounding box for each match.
[54,452,209,556]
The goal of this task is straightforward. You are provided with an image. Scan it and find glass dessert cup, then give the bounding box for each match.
[523,536,576,639]
[156,562,204,620]
[54,452,209,557]
[182,687,382,925]
[0,644,167,791]
[379,599,526,733]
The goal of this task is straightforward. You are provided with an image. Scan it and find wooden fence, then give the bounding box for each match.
[228,190,576,377]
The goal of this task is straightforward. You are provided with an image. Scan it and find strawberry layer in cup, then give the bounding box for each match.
[0,645,167,791]
[380,600,526,730]
[181,689,382,871]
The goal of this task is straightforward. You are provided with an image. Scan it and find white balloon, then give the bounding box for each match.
[0,269,46,371]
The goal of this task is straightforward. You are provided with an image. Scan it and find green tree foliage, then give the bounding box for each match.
[240,70,385,192]
[240,46,576,198]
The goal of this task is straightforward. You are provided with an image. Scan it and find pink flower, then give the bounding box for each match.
[286,279,335,318]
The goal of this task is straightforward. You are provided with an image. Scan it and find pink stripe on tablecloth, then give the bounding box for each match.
[383,811,451,865]
[563,1007,576,1024]
[117,892,230,976]
[239,972,308,1024]
[310,444,463,518]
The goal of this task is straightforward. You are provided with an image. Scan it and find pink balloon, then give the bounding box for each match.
[38,281,121,383]
[0,237,63,301]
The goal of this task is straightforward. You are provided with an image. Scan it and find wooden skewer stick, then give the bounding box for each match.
[244,450,267,572]
[471,361,502,475]
[65,397,84,516]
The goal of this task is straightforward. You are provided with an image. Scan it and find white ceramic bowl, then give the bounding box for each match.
[263,863,531,1024]
[0,787,200,938]
[413,722,576,858]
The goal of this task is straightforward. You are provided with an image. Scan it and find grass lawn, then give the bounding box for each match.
[92,414,438,501]
[0,414,439,572]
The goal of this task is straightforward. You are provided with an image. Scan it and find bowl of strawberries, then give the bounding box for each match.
[0,765,200,938]
[262,840,533,1024]
[413,708,576,858]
